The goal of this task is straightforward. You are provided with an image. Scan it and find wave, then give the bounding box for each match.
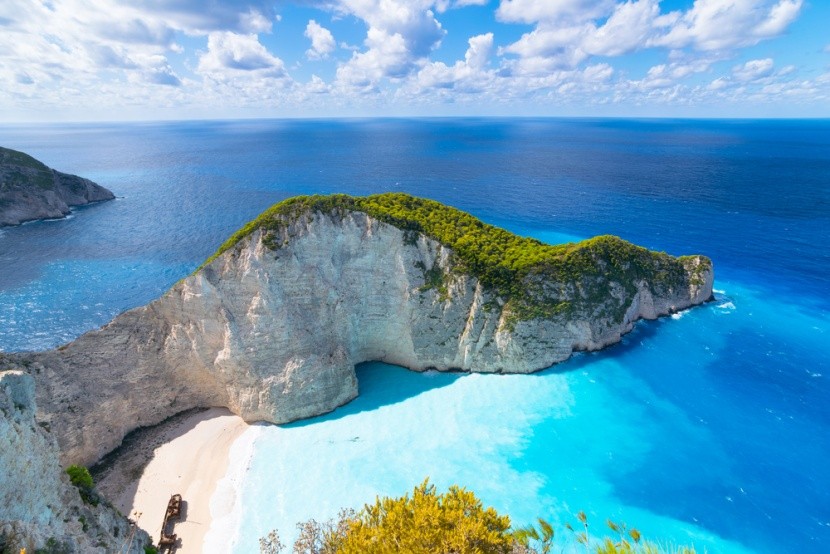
[203,425,263,554]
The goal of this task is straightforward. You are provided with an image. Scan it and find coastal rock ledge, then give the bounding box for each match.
[0,146,115,226]
[18,193,713,466]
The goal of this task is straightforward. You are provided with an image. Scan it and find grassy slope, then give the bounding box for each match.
[0,146,55,190]
[200,193,710,321]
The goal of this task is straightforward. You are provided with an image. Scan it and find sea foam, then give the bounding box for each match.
[204,425,263,554]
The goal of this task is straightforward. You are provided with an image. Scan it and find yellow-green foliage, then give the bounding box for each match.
[65,464,96,505]
[259,485,698,554]
[201,193,706,322]
[334,479,513,554]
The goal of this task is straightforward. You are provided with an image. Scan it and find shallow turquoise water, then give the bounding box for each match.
[0,119,827,552]
[222,278,827,554]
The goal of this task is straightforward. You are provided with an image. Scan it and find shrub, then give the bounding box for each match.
[260,483,698,554]
[65,465,95,505]
[65,465,93,489]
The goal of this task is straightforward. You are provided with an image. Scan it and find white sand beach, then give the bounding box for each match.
[95,408,248,553]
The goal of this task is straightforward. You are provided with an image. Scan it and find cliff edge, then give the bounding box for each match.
[0,369,150,553]
[21,193,713,465]
[0,146,115,226]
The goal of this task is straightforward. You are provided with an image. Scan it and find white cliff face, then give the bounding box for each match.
[27,210,713,466]
[0,370,149,553]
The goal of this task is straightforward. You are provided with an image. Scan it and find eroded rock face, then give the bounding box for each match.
[0,370,149,553]
[23,210,712,466]
[0,147,115,226]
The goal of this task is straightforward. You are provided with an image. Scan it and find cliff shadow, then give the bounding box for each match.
[91,407,219,532]
[283,361,465,428]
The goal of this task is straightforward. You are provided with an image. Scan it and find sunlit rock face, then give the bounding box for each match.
[21,205,711,466]
[0,369,149,553]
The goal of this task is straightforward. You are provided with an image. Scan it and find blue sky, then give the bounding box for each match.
[1,0,828,121]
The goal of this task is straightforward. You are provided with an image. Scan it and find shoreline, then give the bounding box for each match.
[95,407,248,552]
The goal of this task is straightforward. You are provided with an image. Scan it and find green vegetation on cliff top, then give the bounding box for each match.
[1,146,55,191]
[202,193,710,321]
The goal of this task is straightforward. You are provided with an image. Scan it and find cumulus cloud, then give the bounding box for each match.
[499,0,803,77]
[198,32,286,77]
[334,0,446,90]
[125,0,277,34]
[733,58,775,81]
[0,0,823,118]
[145,66,182,86]
[497,0,615,25]
[655,0,803,51]
[415,33,495,92]
[305,20,336,60]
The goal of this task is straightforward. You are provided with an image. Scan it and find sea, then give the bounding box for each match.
[0,119,827,553]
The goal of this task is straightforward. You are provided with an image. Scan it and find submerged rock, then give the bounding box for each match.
[19,193,713,466]
[0,146,115,226]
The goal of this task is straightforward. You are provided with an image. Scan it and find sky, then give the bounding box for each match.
[1,0,828,121]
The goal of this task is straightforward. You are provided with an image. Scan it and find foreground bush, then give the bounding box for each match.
[259,481,697,554]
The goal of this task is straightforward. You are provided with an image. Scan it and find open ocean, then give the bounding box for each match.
[0,119,827,553]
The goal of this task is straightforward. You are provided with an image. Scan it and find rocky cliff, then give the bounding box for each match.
[0,147,115,226]
[0,369,150,553]
[20,194,713,466]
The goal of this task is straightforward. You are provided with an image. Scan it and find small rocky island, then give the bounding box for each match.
[0,193,713,551]
[0,146,114,226]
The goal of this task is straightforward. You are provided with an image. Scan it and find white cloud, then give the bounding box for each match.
[707,77,729,91]
[197,32,286,77]
[583,0,661,57]
[415,33,495,92]
[656,0,803,51]
[497,0,803,85]
[0,0,823,119]
[497,0,615,25]
[125,0,277,34]
[334,0,446,90]
[306,74,330,94]
[336,27,412,90]
[732,58,775,81]
[305,20,336,60]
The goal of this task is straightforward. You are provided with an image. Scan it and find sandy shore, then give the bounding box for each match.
[95,407,248,552]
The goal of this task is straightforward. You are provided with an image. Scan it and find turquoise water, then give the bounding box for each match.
[0,119,828,552]
[222,280,825,554]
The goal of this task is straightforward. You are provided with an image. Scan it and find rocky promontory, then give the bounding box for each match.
[0,146,115,226]
[16,193,714,467]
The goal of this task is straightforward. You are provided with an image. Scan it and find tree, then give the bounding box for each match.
[329,479,513,554]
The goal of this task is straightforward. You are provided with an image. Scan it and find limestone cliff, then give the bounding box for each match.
[20,194,713,467]
[0,369,150,553]
[0,146,115,226]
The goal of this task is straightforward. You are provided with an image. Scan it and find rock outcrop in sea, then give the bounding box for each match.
[0,146,115,226]
[0,369,150,553]
[17,194,714,467]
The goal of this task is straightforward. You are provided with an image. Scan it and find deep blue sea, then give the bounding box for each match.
[0,119,827,553]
